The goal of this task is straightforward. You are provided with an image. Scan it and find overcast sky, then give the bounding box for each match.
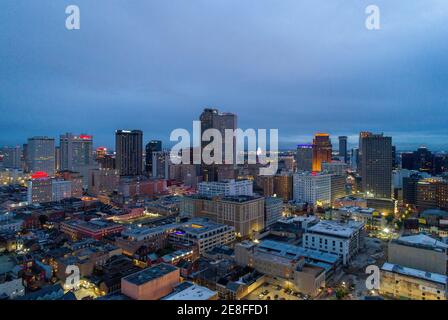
[1,0,448,151]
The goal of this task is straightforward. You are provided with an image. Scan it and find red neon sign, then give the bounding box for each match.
[31,171,49,179]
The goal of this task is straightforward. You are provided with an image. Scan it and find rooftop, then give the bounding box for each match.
[394,234,448,251]
[122,263,178,286]
[162,282,217,300]
[258,240,340,265]
[306,220,364,238]
[64,219,121,231]
[421,208,448,218]
[173,218,233,235]
[381,262,447,285]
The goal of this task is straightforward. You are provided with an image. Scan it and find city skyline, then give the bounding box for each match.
[1,1,448,150]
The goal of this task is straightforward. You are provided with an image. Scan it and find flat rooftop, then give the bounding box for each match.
[306,220,363,238]
[394,234,448,251]
[122,263,178,285]
[382,262,447,285]
[64,219,120,231]
[258,240,339,265]
[162,282,217,300]
[174,218,232,235]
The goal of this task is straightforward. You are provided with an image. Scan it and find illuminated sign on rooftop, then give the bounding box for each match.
[31,171,49,179]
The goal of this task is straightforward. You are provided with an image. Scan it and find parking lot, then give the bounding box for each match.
[244,282,309,301]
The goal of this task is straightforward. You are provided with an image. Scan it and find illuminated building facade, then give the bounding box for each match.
[26,136,56,176]
[312,133,332,172]
[416,178,448,211]
[380,262,447,300]
[27,172,72,204]
[181,195,265,239]
[198,179,253,197]
[293,171,332,207]
[273,173,293,202]
[168,218,235,254]
[121,263,180,300]
[59,133,93,172]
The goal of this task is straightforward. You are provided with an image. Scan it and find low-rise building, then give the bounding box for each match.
[169,218,235,254]
[303,220,364,265]
[333,206,385,230]
[162,281,218,300]
[235,240,340,296]
[388,234,448,275]
[121,263,180,300]
[380,262,447,300]
[181,195,264,239]
[0,274,25,299]
[60,219,124,240]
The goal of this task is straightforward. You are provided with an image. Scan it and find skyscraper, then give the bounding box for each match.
[199,108,237,181]
[145,140,162,175]
[357,131,372,176]
[296,144,313,171]
[115,130,143,176]
[360,133,392,199]
[338,136,348,163]
[1,146,21,169]
[26,136,56,176]
[152,150,170,179]
[312,133,332,172]
[59,133,93,172]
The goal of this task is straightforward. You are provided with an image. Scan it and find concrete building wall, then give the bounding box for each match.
[388,242,447,275]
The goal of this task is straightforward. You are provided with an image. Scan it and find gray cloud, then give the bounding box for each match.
[1,0,447,150]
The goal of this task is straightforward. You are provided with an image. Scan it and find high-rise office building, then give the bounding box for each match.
[115,130,143,176]
[59,133,94,172]
[26,136,56,176]
[274,173,293,202]
[293,171,332,207]
[358,131,372,176]
[312,133,332,172]
[152,150,170,179]
[296,144,313,172]
[1,146,21,169]
[199,108,237,182]
[145,140,162,175]
[360,133,392,199]
[338,136,348,163]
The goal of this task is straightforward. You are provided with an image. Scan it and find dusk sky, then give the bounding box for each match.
[1,0,448,150]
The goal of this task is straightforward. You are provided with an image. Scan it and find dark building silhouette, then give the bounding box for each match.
[199,108,237,182]
[360,133,392,199]
[115,130,143,176]
[145,140,162,175]
[338,136,348,163]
